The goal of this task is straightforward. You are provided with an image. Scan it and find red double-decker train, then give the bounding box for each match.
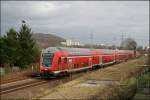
[38,47,140,77]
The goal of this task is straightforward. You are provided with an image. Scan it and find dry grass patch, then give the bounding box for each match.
[84,56,148,82]
[36,56,149,99]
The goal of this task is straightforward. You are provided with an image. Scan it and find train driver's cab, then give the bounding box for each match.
[42,53,54,67]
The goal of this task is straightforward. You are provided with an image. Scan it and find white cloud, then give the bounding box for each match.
[1,1,149,46]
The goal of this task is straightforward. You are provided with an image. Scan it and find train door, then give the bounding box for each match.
[58,57,63,70]
[114,51,116,62]
[68,58,73,71]
[58,57,67,70]
[89,57,92,68]
[63,57,68,70]
[99,55,103,65]
[60,57,65,70]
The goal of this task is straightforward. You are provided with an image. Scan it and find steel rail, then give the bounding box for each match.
[0,80,47,94]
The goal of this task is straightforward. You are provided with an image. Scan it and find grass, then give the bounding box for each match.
[137,72,150,86]
[34,55,149,99]
[82,56,148,83]
[0,66,33,84]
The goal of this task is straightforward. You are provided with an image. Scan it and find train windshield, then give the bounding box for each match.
[42,53,54,67]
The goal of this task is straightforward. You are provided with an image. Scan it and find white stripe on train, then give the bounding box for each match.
[53,61,115,74]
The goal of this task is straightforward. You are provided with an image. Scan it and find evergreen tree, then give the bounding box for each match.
[0,23,39,68]
[0,37,9,65]
[17,24,38,68]
[1,28,18,66]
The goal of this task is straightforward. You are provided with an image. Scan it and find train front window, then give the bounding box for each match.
[42,53,54,67]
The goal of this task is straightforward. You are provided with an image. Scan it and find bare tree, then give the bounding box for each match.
[120,38,137,50]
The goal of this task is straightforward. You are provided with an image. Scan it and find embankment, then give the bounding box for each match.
[35,56,149,99]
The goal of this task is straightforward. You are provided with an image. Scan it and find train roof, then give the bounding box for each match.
[67,47,92,56]
[42,47,93,55]
[42,47,133,55]
[42,47,116,55]
[96,49,115,54]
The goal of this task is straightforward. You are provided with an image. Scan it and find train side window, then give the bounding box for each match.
[74,64,75,68]
[86,62,89,66]
[83,63,86,67]
[58,57,61,64]
[92,57,94,60]
[77,64,79,68]
[64,58,67,64]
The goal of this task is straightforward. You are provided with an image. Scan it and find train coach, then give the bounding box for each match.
[38,47,139,77]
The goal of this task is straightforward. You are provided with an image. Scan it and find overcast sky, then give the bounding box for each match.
[1,1,149,46]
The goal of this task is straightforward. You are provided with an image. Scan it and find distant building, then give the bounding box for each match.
[61,39,84,46]
[66,40,72,46]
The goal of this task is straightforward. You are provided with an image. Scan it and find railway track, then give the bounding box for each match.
[0,69,92,95]
[1,71,32,84]
[1,77,29,84]
[0,72,83,95]
[0,63,118,96]
[0,79,48,94]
